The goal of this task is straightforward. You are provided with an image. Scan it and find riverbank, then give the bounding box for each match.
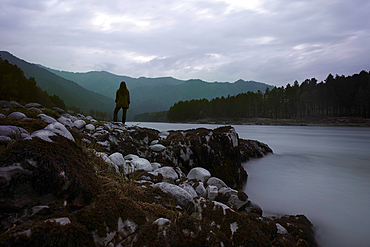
[0,101,317,246]
[183,117,370,127]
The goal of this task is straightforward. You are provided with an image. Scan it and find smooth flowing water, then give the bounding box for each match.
[129,122,370,247]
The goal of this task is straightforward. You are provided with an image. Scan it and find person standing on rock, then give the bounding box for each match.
[113,81,130,124]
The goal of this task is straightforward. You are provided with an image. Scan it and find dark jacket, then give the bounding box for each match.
[115,82,130,108]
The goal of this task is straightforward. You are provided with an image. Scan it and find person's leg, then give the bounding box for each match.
[113,106,121,122]
[122,108,128,124]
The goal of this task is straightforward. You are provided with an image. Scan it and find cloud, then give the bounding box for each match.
[1,0,370,86]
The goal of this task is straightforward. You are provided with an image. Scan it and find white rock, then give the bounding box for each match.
[124,154,140,161]
[187,167,211,183]
[0,113,5,119]
[155,167,178,181]
[57,116,73,128]
[153,182,193,208]
[10,101,24,108]
[151,162,162,170]
[8,112,27,120]
[276,223,288,234]
[128,157,153,172]
[31,129,56,142]
[207,177,228,189]
[230,222,238,235]
[158,131,170,140]
[0,136,12,144]
[25,103,42,108]
[194,182,207,198]
[38,114,57,124]
[150,144,166,152]
[153,218,171,230]
[118,217,138,238]
[206,185,218,200]
[45,122,75,142]
[85,124,95,131]
[0,125,30,140]
[95,152,113,164]
[107,152,124,173]
[151,140,159,145]
[45,217,71,226]
[73,119,86,129]
[109,152,126,166]
[179,183,198,198]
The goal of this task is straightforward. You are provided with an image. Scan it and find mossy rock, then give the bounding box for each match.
[0,136,101,213]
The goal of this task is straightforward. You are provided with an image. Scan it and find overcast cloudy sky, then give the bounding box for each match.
[1,0,370,86]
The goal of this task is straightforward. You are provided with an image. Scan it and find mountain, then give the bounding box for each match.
[44,68,273,120]
[0,51,114,115]
[1,51,273,121]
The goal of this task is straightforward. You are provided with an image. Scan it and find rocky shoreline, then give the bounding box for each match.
[0,100,317,246]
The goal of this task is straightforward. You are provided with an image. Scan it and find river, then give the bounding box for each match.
[129,122,370,247]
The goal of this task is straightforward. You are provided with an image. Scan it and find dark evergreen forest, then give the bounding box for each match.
[0,57,66,109]
[165,71,370,122]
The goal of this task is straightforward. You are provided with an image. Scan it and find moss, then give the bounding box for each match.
[0,136,101,205]
[0,118,47,133]
[76,189,147,237]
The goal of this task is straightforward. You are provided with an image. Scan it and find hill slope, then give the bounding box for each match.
[0,51,114,115]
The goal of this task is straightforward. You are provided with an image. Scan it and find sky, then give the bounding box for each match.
[1,0,370,87]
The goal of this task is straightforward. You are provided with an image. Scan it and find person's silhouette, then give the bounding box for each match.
[113,81,130,123]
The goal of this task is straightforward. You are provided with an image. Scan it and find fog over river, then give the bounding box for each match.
[130,122,370,247]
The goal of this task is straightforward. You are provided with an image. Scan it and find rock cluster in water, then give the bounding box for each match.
[0,100,317,247]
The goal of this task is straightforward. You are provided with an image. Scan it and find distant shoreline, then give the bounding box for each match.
[165,117,370,127]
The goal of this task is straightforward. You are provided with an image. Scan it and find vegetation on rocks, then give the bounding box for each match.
[0,101,317,247]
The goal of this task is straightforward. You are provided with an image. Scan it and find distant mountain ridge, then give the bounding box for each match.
[1,51,273,120]
[45,67,273,120]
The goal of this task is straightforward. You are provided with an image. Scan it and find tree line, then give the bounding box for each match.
[0,57,66,109]
[135,70,370,122]
[0,57,108,119]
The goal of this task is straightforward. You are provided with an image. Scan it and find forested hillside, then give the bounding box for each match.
[0,57,65,109]
[165,71,370,121]
[0,51,114,118]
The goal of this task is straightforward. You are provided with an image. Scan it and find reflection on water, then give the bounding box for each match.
[129,123,370,247]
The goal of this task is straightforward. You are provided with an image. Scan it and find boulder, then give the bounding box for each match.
[0,125,30,141]
[154,166,178,182]
[85,124,95,132]
[206,185,218,200]
[32,122,75,142]
[25,103,42,108]
[239,139,273,162]
[179,182,198,198]
[0,100,10,109]
[8,112,27,120]
[158,126,248,189]
[108,152,126,173]
[73,119,86,129]
[153,182,193,208]
[126,156,153,172]
[187,167,211,183]
[38,113,57,124]
[150,143,166,152]
[10,101,24,109]
[57,116,73,128]
[194,182,207,198]
[207,177,228,189]
[52,107,65,114]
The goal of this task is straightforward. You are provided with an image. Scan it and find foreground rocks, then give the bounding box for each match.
[0,101,316,247]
